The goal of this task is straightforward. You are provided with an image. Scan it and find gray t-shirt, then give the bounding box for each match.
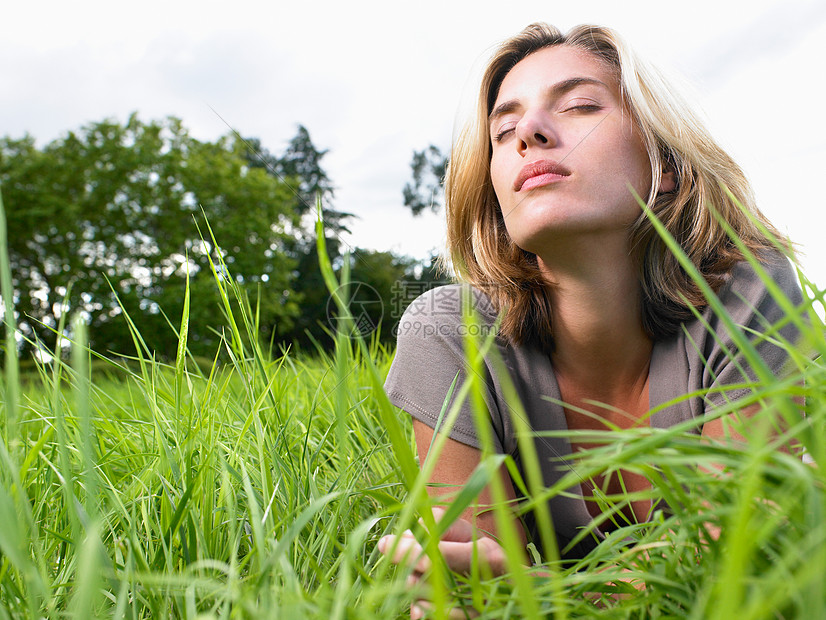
[384,254,803,558]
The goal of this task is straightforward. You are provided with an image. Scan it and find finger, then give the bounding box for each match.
[419,507,474,543]
[431,506,447,521]
[440,515,475,543]
[378,530,416,555]
[378,535,432,573]
[438,537,507,576]
[410,602,425,620]
[417,507,447,533]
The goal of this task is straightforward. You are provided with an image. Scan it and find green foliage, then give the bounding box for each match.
[0,114,300,359]
[240,126,365,352]
[403,145,448,216]
[0,116,441,359]
[244,125,337,218]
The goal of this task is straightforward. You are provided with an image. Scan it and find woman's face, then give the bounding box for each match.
[489,45,652,256]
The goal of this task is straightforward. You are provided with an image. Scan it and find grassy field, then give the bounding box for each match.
[1,208,825,618]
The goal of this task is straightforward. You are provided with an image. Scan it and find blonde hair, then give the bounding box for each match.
[445,23,784,352]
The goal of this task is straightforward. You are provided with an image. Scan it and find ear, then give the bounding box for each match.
[658,164,677,194]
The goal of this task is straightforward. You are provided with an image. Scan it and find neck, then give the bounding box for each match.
[537,233,652,402]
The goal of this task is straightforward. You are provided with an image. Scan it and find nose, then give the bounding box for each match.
[515,111,556,154]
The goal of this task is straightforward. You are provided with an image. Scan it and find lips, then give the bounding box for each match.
[514,159,572,191]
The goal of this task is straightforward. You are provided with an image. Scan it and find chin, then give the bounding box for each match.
[508,219,631,256]
[507,230,564,256]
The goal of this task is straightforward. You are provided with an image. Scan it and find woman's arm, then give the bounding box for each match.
[378,420,526,581]
[412,419,527,547]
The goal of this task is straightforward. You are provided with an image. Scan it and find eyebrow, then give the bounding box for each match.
[488,76,608,126]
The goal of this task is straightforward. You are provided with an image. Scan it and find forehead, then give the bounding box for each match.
[494,45,617,104]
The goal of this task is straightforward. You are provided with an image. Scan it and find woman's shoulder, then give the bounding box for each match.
[680,251,803,374]
[709,251,802,324]
[652,251,804,416]
[722,251,799,297]
[391,283,502,354]
[397,283,499,325]
[655,250,802,363]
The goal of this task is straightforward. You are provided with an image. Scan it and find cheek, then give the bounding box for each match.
[623,132,653,197]
[489,156,509,206]
[600,138,652,200]
[629,152,653,199]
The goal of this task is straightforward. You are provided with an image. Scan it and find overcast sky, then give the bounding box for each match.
[3,0,825,288]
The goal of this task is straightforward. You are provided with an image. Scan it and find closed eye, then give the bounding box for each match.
[493,127,515,142]
[561,103,603,113]
[492,122,517,143]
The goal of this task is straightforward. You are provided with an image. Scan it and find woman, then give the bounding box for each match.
[379,21,802,593]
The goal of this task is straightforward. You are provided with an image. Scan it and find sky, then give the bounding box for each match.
[2,0,825,288]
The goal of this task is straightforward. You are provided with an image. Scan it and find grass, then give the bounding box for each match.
[3,314,414,618]
[0,190,825,618]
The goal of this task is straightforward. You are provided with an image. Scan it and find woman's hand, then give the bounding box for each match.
[379,507,509,576]
[378,507,509,618]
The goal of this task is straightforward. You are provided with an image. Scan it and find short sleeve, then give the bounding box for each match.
[687,253,804,410]
[384,285,507,452]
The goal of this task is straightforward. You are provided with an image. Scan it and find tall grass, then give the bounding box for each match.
[0,188,824,618]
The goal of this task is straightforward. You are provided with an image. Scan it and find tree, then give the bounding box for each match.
[348,249,419,343]
[241,126,361,351]
[402,145,448,215]
[242,125,350,240]
[0,114,300,359]
[319,249,434,347]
